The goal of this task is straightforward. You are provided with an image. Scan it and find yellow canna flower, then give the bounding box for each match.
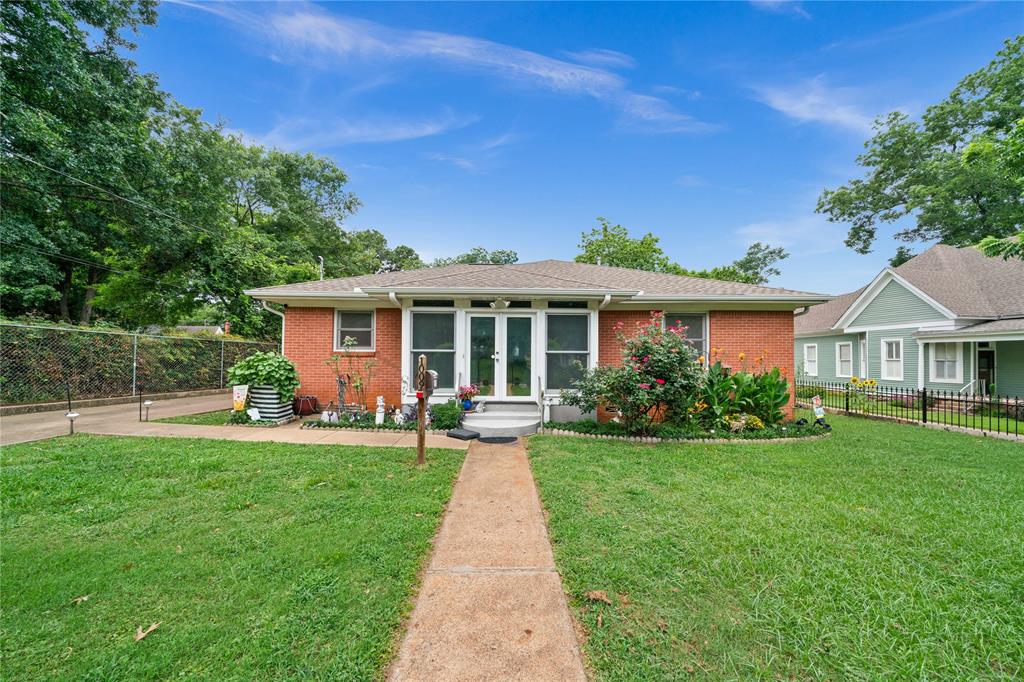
[738,352,746,361]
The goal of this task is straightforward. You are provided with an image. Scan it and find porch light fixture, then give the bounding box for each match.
[489,298,510,310]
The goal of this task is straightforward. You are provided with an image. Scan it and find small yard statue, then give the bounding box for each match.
[375,396,385,426]
[811,395,830,430]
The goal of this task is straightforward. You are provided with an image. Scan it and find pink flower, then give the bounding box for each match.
[655,378,665,385]
[639,383,651,389]
[643,355,650,363]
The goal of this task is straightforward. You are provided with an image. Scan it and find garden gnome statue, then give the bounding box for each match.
[375,396,385,425]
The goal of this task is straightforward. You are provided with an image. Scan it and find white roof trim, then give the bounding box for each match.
[832,268,957,331]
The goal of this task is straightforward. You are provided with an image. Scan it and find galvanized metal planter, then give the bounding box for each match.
[248,385,294,422]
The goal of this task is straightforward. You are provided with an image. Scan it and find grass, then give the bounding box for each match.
[529,411,1024,680]
[1,435,464,680]
[155,409,232,425]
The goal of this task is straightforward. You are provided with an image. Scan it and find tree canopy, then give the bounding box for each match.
[575,218,788,285]
[0,0,424,338]
[817,36,1024,260]
[431,247,519,267]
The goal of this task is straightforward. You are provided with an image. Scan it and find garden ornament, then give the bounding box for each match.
[320,401,340,423]
[375,396,385,425]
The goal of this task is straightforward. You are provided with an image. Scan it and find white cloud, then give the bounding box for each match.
[736,214,848,255]
[752,75,876,134]
[424,153,480,173]
[182,1,713,134]
[252,111,479,150]
[652,85,703,100]
[563,48,636,70]
[749,0,811,20]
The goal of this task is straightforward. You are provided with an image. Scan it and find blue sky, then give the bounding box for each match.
[141,1,1020,294]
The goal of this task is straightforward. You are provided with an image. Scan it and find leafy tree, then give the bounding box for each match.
[431,246,518,267]
[817,37,1024,258]
[575,218,788,285]
[888,246,916,267]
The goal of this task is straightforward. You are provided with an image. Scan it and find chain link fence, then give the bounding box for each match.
[0,323,278,405]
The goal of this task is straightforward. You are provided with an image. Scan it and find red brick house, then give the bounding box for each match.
[246,260,828,434]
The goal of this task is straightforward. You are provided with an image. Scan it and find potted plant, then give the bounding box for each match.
[226,351,300,422]
[457,384,479,410]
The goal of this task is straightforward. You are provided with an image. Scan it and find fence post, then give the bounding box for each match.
[131,334,138,397]
[844,384,850,414]
[220,340,225,389]
[919,388,927,424]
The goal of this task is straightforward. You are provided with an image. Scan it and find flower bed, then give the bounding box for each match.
[541,419,828,443]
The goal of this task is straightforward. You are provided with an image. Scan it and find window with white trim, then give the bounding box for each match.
[546,314,590,390]
[664,313,706,356]
[803,344,818,376]
[882,339,903,380]
[931,342,961,382]
[836,342,853,377]
[335,311,374,351]
[410,312,455,389]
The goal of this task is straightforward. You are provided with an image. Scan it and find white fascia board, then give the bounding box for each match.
[795,329,846,338]
[832,269,957,331]
[914,331,1024,343]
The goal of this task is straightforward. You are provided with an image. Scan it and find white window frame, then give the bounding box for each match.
[803,343,818,377]
[930,341,963,384]
[835,341,853,378]
[409,310,457,392]
[545,312,591,392]
[662,312,709,361]
[333,309,375,352]
[881,338,903,381]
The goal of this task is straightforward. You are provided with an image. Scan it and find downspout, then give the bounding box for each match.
[388,291,400,308]
[262,301,286,354]
[599,294,612,309]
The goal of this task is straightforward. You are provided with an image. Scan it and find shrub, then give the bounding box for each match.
[226,352,300,402]
[697,355,791,428]
[561,312,702,435]
[429,400,463,431]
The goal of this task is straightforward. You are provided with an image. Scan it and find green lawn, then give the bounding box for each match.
[529,412,1024,680]
[1,435,464,680]
[155,409,232,425]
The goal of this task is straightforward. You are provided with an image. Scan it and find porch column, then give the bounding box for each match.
[917,339,925,389]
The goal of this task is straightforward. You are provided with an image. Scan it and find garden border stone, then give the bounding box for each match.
[534,428,831,445]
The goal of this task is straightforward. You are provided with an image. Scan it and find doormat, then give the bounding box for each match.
[479,436,518,445]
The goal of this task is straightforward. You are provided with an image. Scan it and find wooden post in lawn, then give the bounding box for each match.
[415,354,427,466]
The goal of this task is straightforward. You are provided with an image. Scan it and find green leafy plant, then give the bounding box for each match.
[429,400,463,431]
[324,336,377,410]
[226,351,300,402]
[562,312,703,435]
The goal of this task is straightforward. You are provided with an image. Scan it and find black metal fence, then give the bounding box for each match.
[795,380,1022,438]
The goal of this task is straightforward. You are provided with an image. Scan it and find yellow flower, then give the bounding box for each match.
[850,376,860,385]
[697,355,706,364]
[738,352,746,361]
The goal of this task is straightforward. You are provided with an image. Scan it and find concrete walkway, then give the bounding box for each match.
[0,394,466,450]
[389,439,586,681]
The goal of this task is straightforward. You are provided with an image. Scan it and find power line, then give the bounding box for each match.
[1,240,197,296]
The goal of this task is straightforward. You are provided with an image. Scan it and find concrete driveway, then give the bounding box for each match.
[1,393,230,446]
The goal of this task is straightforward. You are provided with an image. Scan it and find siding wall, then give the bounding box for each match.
[795,334,862,382]
[849,279,947,327]
[995,341,1024,397]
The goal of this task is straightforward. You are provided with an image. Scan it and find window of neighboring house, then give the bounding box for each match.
[836,342,853,378]
[882,339,903,380]
[664,313,707,357]
[931,342,961,383]
[803,344,818,377]
[410,312,455,390]
[335,311,374,351]
[546,314,589,390]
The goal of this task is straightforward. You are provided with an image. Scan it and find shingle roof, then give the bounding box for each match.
[795,288,865,334]
[796,245,1024,334]
[892,245,1024,318]
[246,259,828,299]
[916,317,1024,337]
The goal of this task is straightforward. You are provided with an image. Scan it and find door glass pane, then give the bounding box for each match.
[505,317,532,396]
[469,317,496,396]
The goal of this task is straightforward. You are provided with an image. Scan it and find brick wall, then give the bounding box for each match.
[708,310,795,416]
[283,307,403,410]
[597,308,796,419]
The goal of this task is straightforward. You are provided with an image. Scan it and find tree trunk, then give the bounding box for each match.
[58,264,73,322]
[78,268,100,325]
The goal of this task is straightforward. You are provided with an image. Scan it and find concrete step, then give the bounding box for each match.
[472,401,540,414]
[462,414,541,437]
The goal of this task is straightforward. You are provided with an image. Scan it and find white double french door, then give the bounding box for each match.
[466,313,535,401]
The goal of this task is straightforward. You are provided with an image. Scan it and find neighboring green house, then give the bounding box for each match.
[795,245,1024,397]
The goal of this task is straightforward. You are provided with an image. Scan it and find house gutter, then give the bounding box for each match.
[261,301,285,354]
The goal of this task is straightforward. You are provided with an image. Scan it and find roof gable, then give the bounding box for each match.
[833,269,955,330]
[892,245,1024,318]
